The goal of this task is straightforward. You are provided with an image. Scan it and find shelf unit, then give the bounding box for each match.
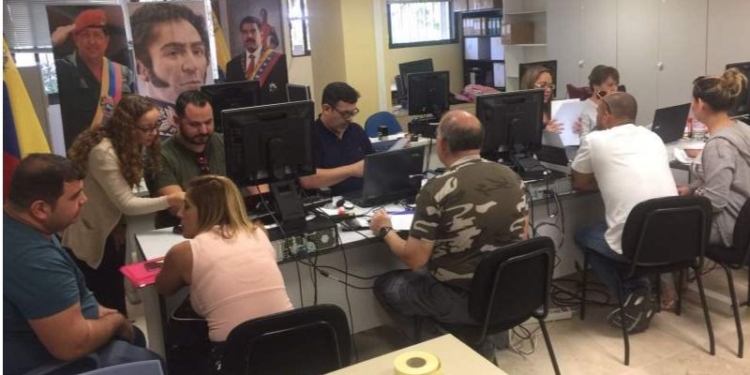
[501,0,548,91]
[459,8,506,90]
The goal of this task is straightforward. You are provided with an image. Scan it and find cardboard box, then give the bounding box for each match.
[468,0,503,10]
[502,21,534,45]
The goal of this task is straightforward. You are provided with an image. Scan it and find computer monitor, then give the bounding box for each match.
[398,58,434,91]
[476,89,546,161]
[349,146,426,207]
[726,61,750,118]
[201,80,261,132]
[407,71,450,117]
[286,83,311,102]
[519,60,558,97]
[222,101,316,230]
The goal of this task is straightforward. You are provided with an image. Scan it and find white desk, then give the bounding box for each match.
[325,334,509,375]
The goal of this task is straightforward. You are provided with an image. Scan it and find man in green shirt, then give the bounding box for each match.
[147,90,225,228]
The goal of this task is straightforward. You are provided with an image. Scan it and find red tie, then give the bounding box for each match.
[245,54,256,78]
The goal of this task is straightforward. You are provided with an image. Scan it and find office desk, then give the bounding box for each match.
[326,334,509,375]
[134,186,601,357]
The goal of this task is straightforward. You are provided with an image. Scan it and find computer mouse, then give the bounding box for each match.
[336,198,355,210]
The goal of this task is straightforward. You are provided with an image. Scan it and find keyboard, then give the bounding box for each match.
[373,139,399,153]
[248,194,332,224]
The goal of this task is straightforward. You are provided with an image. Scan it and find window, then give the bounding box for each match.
[387,0,455,48]
[287,0,310,56]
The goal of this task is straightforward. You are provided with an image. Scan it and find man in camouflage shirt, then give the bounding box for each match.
[370,110,529,332]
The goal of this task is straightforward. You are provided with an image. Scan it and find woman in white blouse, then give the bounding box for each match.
[63,94,184,314]
[577,65,620,138]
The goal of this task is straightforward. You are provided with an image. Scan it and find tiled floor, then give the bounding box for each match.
[131,267,749,374]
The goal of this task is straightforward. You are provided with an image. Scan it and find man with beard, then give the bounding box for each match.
[147,90,224,228]
[53,8,134,150]
[130,2,211,137]
[226,16,288,104]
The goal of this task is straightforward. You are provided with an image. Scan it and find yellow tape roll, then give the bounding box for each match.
[393,350,442,375]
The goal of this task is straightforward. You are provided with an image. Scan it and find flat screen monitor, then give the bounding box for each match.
[726,61,750,118]
[476,89,546,160]
[222,101,315,187]
[519,60,558,97]
[201,80,261,132]
[399,58,434,91]
[286,83,311,102]
[407,71,450,117]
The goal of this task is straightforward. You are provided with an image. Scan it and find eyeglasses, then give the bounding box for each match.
[330,106,360,119]
[534,83,556,90]
[134,125,159,134]
[196,154,210,175]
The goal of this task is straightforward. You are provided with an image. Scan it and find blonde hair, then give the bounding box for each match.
[186,175,256,239]
[68,94,160,187]
[692,68,748,112]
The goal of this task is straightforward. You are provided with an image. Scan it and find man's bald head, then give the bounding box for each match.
[601,92,638,125]
[438,110,484,153]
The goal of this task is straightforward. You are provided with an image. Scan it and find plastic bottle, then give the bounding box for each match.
[684,116,693,139]
[692,119,707,141]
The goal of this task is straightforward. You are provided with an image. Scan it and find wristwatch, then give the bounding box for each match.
[378,226,393,239]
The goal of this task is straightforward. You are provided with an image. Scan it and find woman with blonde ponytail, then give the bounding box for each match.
[678,68,750,247]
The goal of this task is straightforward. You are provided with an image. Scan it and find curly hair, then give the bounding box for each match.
[68,95,160,187]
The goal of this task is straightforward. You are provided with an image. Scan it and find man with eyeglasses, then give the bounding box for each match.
[147,90,225,228]
[300,82,374,196]
[571,92,676,334]
[52,8,134,151]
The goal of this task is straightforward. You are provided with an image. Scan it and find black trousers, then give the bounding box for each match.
[68,231,127,316]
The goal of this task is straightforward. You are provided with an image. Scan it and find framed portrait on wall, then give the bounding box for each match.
[126,1,214,136]
[217,0,289,104]
[46,5,132,150]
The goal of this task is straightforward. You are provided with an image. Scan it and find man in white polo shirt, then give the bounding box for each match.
[571,92,677,333]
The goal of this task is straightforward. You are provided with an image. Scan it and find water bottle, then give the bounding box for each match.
[692,119,707,141]
[684,116,693,139]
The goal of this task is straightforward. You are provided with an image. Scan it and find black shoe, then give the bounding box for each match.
[606,287,655,334]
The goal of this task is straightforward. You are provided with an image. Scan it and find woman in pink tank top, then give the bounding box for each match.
[156,175,292,372]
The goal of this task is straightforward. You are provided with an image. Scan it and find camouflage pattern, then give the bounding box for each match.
[410,155,528,289]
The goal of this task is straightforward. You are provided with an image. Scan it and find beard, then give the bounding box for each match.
[185,133,211,145]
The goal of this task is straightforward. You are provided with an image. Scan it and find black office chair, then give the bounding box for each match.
[579,196,715,366]
[415,237,561,375]
[705,199,750,358]
[220,304,351,375]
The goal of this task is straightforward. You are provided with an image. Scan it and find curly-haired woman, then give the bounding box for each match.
[63,94,184,314]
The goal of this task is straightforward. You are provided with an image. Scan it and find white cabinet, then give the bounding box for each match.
[547,0,618,97]
[502,0,549,91]
[617,0,707,125]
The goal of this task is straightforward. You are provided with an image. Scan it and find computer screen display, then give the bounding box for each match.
[201,80,261,132]
[222,101,316,188]
[519,60,558,97]
[286,83,311,102]
[407,71,450,117]
[399,58,434,91]
[361,146,426,206]
[476,89,546,161]
[726,61,750,118]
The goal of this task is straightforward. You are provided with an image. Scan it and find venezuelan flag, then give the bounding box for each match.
[3,39,51,200]
[212,8,231,78]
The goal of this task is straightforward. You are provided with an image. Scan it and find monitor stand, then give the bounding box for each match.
[270,180,306,232]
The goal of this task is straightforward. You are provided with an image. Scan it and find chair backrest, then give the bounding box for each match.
[468,237,555,332]
[221,304,351,375]
[79,360,164,375]
[621,196,712,269]
[734,198,750,265]
[364,111,403,137]
[566,84,591,100]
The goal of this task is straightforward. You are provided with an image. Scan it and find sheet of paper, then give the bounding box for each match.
[390,214,414,231]
[551,99,585,146]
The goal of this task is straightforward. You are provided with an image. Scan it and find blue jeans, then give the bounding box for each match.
[575,222,649,299]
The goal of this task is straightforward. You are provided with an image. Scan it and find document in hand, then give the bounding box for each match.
[551,99,585,146]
